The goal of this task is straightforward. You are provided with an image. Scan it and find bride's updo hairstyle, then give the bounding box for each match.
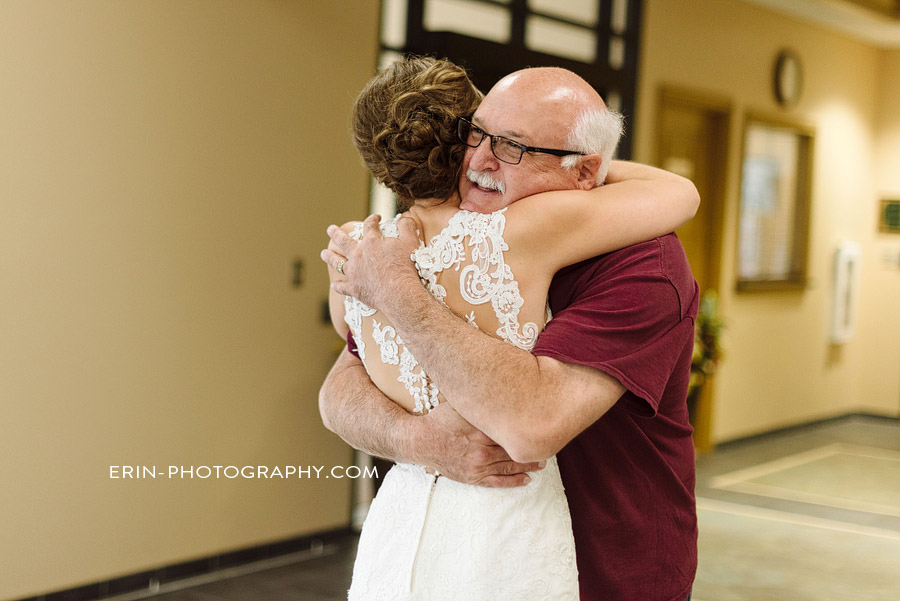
[352,56,482,211]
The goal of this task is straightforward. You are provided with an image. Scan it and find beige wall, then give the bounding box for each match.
[876,49,900,194]
[859,48,900,415]
[636,0,899,442]
[0,1,378,599]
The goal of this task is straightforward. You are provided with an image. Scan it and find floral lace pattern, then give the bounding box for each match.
[371,320,400,365]
[343,296,375,365]
[343,219,440,414]
[344,211,538,411]
[413,209,539,351]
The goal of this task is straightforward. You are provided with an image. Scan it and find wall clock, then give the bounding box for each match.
[774,49,803,108]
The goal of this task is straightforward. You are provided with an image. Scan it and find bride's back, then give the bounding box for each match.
[343,201,551,414]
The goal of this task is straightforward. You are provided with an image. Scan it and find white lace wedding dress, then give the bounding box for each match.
[343,209,578,601]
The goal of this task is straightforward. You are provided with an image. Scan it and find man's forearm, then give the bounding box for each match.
[318,348,414,462]
[377,274,556,455]
[318,345,542,485]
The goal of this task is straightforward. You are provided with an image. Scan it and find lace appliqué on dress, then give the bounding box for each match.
[371,320,400,365]
[342,211,537,413]
[342,219,439,414]
[343,222,385,367]
[413,209,539,351]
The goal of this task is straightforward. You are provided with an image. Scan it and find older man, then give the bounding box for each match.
[320,67,698,601]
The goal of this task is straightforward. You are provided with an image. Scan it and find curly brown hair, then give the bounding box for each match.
[352,56,482,211]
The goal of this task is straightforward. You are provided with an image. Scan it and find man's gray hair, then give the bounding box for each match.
[560,108,625,186]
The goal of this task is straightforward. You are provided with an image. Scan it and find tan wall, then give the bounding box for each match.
[0,1,379,598]
[876,49,900,194]
[636,0,899,442]
[859,48,900,414]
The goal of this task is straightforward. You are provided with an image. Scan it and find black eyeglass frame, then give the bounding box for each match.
[457,117,585,165]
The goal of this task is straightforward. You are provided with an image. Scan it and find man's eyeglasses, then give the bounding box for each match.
[457,117,585,165]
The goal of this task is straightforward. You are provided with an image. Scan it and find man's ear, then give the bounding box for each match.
[575,154,602,190]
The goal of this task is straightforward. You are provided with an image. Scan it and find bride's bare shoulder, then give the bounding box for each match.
[404,200,461,239]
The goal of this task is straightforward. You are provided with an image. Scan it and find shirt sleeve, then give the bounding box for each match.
[532,238,698,417]
[346,329,360,358]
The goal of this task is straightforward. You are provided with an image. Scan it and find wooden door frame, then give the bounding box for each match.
[654,85,733,451]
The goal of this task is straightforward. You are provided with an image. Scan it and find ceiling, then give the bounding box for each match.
[741,0,900,47]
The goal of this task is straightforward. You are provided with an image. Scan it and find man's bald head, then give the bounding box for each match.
[492,67,606,115]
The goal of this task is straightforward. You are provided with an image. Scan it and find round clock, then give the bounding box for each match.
[774,50,803,108]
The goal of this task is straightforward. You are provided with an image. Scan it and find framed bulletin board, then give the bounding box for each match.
[736,114,815,292]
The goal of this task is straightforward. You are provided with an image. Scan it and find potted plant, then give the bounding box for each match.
[688,290,723,424]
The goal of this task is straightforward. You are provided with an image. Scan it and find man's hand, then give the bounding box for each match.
[320,214,420,309]
[321,349,540,488]
[414,403,544,488]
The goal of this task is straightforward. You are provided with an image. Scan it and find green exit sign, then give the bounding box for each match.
[881,200,900,233]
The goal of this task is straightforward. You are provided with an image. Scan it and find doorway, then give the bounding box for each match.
[656,86,731,450]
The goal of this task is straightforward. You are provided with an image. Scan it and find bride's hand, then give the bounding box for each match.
[416,403,545,488]
[322,213,420,309]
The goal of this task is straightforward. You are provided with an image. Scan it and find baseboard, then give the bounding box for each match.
[712,410,900,451]
[11,526,355,601]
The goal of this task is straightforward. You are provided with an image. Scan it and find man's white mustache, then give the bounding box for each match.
[466,169,506,195]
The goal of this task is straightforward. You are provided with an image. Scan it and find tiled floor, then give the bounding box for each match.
[143,541,359,601]
[114,414,900,601]
[691,414,900,601]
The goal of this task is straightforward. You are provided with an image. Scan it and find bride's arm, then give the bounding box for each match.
[504,161,699,271]
[325,222,358,339]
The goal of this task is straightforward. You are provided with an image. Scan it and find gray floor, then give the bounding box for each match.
[137,414,900,601]
[692,414,900,601]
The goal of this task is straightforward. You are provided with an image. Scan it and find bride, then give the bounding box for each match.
[324,57,699,600]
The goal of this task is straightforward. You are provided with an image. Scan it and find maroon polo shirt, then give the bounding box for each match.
[533,234,698,601]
